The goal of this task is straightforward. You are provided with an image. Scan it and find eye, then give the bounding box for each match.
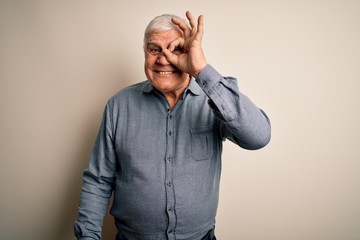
[148,47,161,55]
[173,46,183,55]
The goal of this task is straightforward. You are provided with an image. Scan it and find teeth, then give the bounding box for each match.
[158,71,173,75]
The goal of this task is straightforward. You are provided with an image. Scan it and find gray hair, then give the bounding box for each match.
[143,14,188,48]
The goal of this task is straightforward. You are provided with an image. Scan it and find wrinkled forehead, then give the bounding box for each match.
[145,30,183,47]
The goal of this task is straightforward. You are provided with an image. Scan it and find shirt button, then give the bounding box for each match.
[166,181,172,187]
[169,115,173,119]
[166,155,171,161]
[169,131,172,136]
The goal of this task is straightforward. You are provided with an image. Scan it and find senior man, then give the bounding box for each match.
[74,11,271,240]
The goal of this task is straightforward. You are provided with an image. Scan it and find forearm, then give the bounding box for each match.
[196,64,271,149]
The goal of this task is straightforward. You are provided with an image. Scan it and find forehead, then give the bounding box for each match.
[146,29,182,46]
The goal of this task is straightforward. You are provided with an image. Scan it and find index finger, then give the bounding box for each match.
[171,17,191,39]
[185,11,198,36]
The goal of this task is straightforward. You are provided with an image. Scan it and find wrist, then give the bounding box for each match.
[192,62,207,79]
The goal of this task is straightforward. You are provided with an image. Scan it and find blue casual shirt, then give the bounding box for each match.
[74,64,271,240]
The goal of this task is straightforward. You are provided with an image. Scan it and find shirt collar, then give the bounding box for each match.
[140,81,154,93]
[140,77,201,96]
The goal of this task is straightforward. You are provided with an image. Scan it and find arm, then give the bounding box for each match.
[196,64,271,150]
[74,103,117,240]
[164,11,270,150]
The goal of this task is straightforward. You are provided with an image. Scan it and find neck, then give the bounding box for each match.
[163,91,183,109]
[159,76,191,109]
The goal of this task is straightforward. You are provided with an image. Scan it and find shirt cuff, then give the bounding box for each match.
[195,64,223,93]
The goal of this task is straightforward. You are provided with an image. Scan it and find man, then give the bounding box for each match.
[74,11,271,240]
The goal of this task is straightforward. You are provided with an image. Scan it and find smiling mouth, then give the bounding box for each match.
[154,69,181,75]
[154,71,176,75]
[159,71,174,75]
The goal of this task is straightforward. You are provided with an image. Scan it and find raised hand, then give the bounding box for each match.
[163,11,207,78]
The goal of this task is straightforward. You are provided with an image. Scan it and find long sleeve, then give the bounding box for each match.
[196,64,271,150]
[74,102,117,240]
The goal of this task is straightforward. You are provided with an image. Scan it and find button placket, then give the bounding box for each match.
[165,109,176,239]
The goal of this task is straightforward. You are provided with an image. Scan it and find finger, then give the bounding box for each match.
[162,48,179,66]
[186,11,197,37]
[167,37,185,52]
[194,15,204,42]
[171,17,190,39]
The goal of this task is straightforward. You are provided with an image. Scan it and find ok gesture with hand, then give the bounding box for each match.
[163,11,207,78]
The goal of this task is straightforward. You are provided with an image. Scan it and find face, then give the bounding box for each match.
[144,30,190,96]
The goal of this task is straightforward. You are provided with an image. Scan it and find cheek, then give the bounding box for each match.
[145,56,155,68]
[144,60,154,80]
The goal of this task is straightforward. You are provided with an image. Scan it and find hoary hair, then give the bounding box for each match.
[143,14,188,49]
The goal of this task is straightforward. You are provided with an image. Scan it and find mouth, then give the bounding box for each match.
[158,71,174,75]
[154,70,180,75]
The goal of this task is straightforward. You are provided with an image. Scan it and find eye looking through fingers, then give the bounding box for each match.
[167,37,186,53]
[172,46,183,55]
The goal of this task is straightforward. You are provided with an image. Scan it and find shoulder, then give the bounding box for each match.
[109,80,151,103]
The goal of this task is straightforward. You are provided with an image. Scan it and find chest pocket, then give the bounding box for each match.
[190,125,215,161]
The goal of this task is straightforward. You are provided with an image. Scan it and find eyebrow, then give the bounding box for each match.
[146,41,161,49]
[146,40,159,45]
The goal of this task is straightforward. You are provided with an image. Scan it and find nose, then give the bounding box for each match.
[156,52,170,65]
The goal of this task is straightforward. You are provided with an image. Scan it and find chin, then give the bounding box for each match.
[152,80,179,91]
[150,73,179,84]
